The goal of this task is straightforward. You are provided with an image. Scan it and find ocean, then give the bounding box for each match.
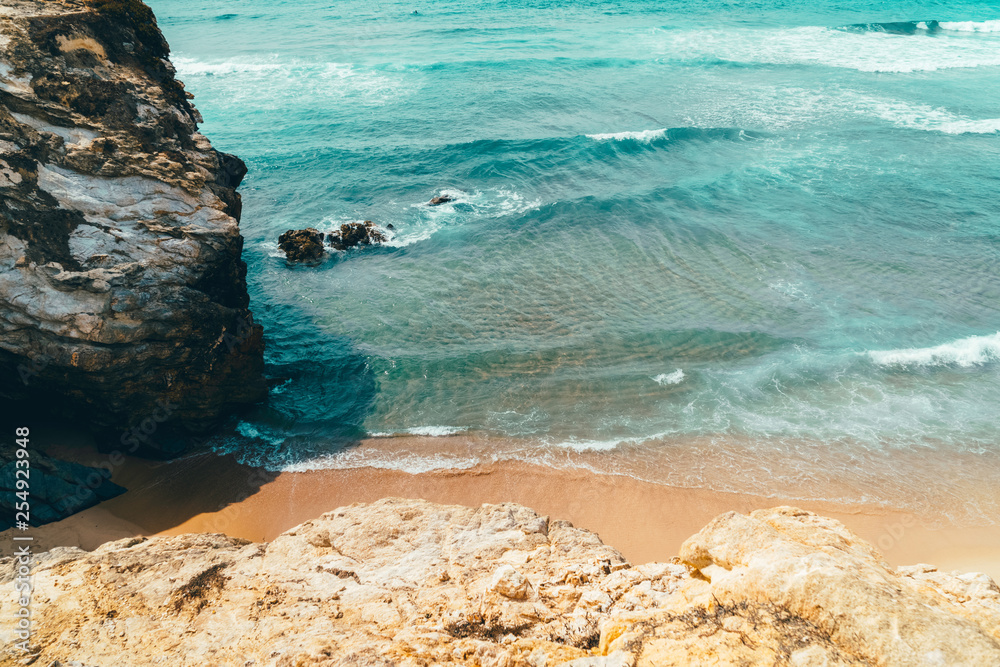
[148,0,1000,522]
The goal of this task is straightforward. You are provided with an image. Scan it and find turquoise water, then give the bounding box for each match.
[150,1,1000,515]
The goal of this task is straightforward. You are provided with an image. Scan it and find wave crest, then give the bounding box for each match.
[587,128,667,143]
[939,20,1000,33]
[843,20,1000,35]
[585,127,756,144]
[869,333,1000,368]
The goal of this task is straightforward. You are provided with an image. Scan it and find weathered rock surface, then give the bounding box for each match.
[429,194,454,206]
[278,227,325,262]
[2,499,998,666]
[0,0,266,449]
[328,220,386,251]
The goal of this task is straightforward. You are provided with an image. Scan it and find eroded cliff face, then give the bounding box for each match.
[2,500,998,666]
[0,0,265,451]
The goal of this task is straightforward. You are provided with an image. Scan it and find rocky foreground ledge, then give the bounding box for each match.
[0,0,266,450]
[2,499,998,666]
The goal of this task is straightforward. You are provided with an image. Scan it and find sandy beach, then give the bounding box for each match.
[6,429,1000,581]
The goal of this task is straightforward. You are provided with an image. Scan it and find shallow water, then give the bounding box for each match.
[149,0,1000,518]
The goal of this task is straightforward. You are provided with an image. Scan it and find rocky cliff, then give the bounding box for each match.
[2,499,998,666]
[0,0,266,453]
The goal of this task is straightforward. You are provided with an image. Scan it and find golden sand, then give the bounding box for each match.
[5,433,999,580]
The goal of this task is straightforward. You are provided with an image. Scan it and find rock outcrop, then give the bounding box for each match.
[0,0,266,452]
[278,222,388,261]
[3,499,998,666]
[328,220,386,251]
[278,227,325,262]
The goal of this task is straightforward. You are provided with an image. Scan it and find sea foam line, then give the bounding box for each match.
[369,426,467,437]
[653,369,685,385]
[869,332,1000,368]
[171,56,410,107]
[860,98,1000,135]
[281,450,479,474]
[651,25,1000,73]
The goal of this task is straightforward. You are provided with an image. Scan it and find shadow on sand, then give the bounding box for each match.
[0,306,379,543]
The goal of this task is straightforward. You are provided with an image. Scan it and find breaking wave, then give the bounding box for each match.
[653,369,686,385]
[869,333,1000,368]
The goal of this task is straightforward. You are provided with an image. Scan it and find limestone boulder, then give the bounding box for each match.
[2,500,998,666]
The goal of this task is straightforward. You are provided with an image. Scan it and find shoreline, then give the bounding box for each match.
[5,432,1000,580]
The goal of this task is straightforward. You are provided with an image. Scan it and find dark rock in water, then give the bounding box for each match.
[386,223,395,230]
[0,449,125,530]
[328,221,388,250]
[278,228,326,261]
[0,0,267,452]
[429,195,454,206]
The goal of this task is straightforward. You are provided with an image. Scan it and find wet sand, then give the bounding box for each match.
[4,435,1000,580]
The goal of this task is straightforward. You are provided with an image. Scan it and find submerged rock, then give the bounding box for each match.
[6,499,999,666]
[0,0,266,447]
[429,194,454,205]
[328,220,387,250]
[278,228,326,262]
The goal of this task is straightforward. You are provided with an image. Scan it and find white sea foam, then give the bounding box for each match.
[653,369,685,385]
[543,437,631,452]
[259,239,292,259]
[869,332,1000,368]
[281,449,478,473]
[269,378,293,395]
[648,25,1000,73]
[490,188,542,216]
[858,98,1000,134]
[656,85,1000,136]
[381,189,465,248]
[292,187,539,253]
[384,187,540,248]
[933,117,1000,134]
[586,128,667,143]
[541,427,684,452]
[381,224,439,248]
[938,20,1000,33]
[369,426,467,437]
[172,55,410,107]
[235,421,286,446]
[173,56,284,77]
